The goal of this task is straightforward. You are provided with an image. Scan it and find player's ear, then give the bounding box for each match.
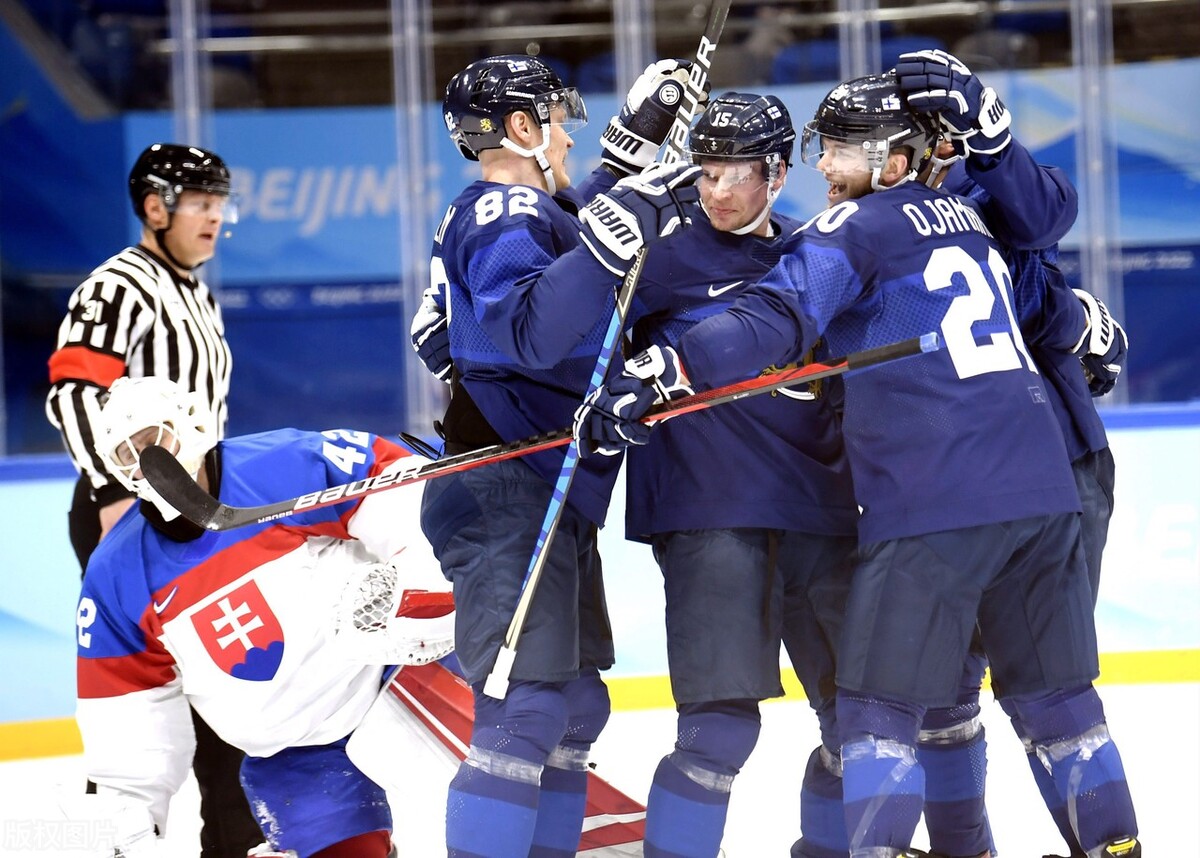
[142,193,169,229]
[506,110,537,146]
[883,150,911,184]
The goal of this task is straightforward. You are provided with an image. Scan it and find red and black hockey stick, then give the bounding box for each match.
[139,332,940,532]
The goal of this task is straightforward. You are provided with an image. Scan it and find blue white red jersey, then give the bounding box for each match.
[434,170,625,525]
[943,158,1109,461]
[623,212,858,541]
[677,181,1081,544]
[75,429,444,829]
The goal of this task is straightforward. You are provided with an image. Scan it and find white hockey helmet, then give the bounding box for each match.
[95,376,218,521]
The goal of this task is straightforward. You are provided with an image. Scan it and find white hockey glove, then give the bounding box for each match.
[332,560,455,665]
[573,345,693,457]
[896,49,1012,156]
[410,282,452,383]
[1072,288,1129,397]
[601,59,700,176]
[579,161,702,275]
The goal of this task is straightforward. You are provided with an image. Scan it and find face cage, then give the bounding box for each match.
[103,423,183,494]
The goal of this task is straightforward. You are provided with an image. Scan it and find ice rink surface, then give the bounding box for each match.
[2,681,1196,856]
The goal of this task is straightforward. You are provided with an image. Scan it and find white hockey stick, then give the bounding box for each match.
[481,0,733,700]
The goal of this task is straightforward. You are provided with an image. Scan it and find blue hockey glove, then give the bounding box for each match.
[896,49,1012,156]
[1072,288,1128,396]
[601,59,700,176]
[410,282,451,383]
[573,345,693,457]
[579,162,702,275]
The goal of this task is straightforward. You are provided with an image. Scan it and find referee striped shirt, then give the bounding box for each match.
[46,244,232,499]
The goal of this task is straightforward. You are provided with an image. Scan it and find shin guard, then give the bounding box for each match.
[837,692,926,854]
[446,682,568,858]
[918,707,993,857]
[793,745,850,858]
[1007,686,1138,855]
[530,672,611,857]
[644,701,761,857]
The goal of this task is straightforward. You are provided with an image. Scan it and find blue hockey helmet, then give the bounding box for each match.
[441,54,587,161]
[800,72,938,186]
[687,92,796,166]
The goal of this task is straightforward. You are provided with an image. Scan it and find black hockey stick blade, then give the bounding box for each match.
[140,332,939,532]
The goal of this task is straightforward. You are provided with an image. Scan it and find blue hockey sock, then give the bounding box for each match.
[837,692,926,852]
[918,718,993,856]
[792,745,850,858]
[446,681,570,857]
[1039,727,1137,852]
[1008,686,1138,853]
[529,761,588,857]
[1023,747,1085,856]
[644,754,732,858]
[644,701,761,857]
[530,670,610,857]
[445,752,540,857]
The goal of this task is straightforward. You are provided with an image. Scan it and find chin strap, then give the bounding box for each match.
[153,216,199,273]
[500,125,557,195]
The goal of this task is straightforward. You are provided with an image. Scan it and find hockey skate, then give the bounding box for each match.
[1043,836,1140,858]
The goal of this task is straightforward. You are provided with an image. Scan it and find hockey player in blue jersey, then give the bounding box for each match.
[74,377,456,857]
[607,92,860,858]
[898,49,1131,858]
[417,54,700,857]
[575,72,1139,858]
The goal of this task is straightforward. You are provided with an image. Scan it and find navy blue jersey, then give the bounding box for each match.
[678,182,1081,544]
[434,171,623,525]
[623,213,858,540]
[944,163,1109,462]
[946,138,1078,250]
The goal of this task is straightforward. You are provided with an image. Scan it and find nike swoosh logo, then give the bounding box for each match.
[153,587,178,614]
[707,280,744,297]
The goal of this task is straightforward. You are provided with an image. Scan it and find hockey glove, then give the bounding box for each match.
[1072,288,1129,396]
[410,282,452,383]
[579,161,702,275]
[896,49,1012,157]
[573,345,693,457]
[601,59,699,176]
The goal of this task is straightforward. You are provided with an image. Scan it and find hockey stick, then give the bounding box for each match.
[480,0,733,700]
[139,333,940,533]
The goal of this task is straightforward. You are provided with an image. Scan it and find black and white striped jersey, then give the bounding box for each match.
[46,244,232,499]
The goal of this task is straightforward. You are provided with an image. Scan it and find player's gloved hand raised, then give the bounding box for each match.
[410,282,451,383]
[573,345,693,457]
[1072,287,1129,396]
[579,161,702,275]
[601,59,701,176]
[896,49,1012,156]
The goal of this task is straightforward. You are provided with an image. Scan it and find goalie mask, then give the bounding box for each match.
[687,92,795,235]
[800,73,938,191]
[442,54,586,194]
[95,376,218,522]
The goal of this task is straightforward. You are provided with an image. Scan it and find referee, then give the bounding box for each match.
[45,143,262,857]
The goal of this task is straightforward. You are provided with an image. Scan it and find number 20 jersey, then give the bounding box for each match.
[679,182,1081,545]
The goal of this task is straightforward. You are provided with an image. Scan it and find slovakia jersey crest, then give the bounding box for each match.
[192,580,285,681]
